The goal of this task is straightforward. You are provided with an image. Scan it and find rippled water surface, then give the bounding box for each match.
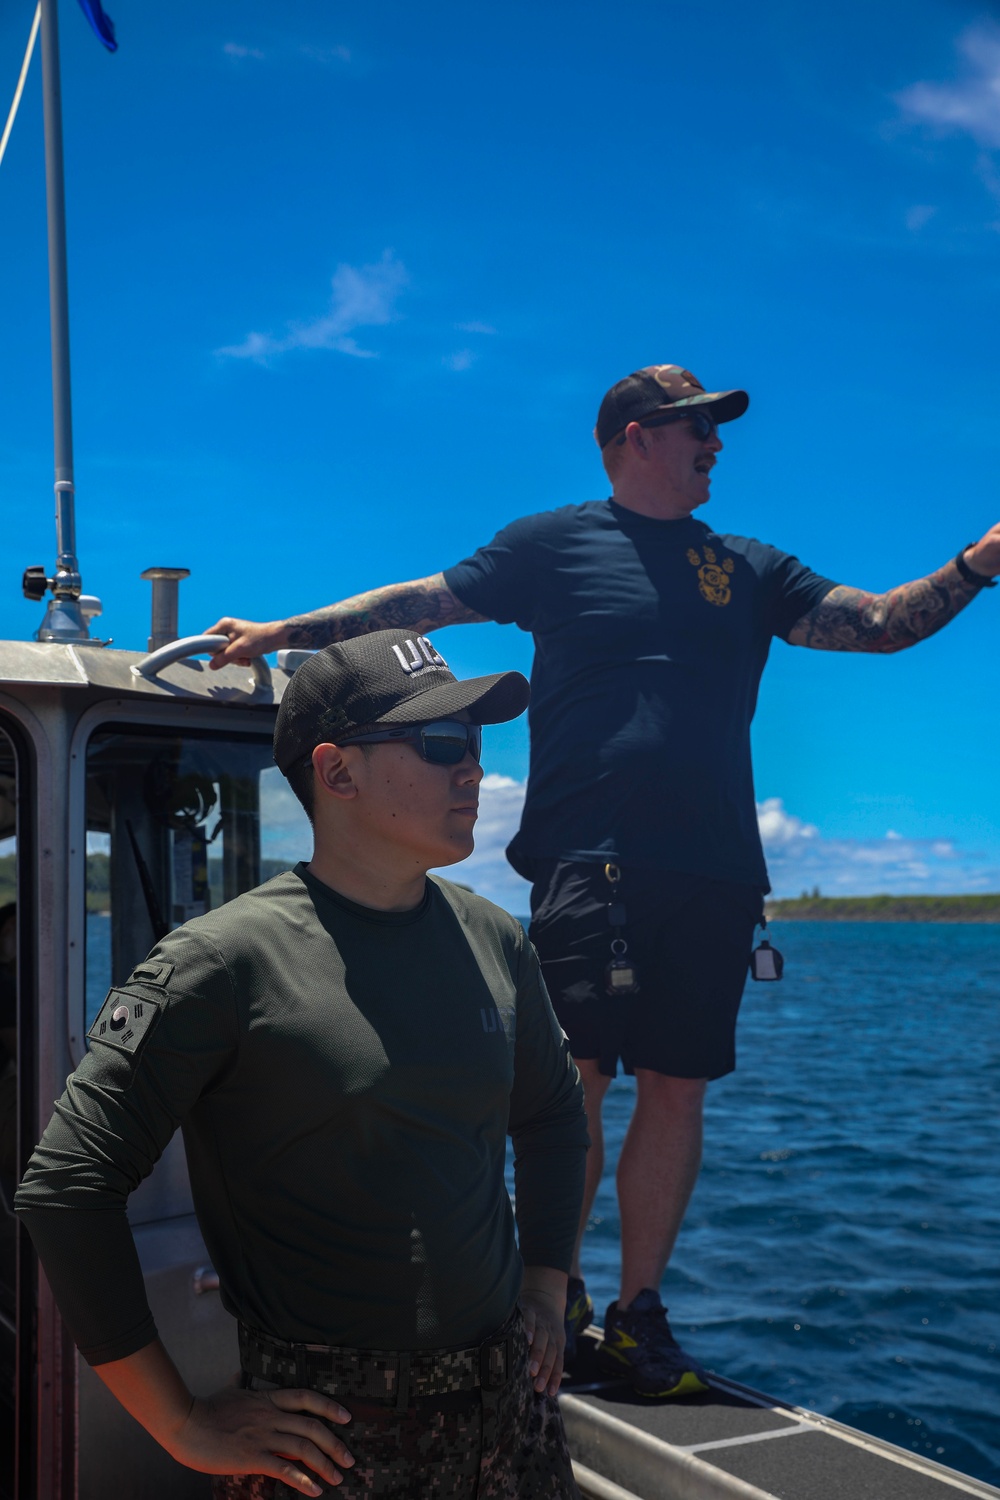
[573,921,1000,1485]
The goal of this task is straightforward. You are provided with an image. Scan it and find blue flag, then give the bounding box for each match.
[76,0,117,52]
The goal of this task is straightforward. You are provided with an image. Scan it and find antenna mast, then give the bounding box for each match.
[23,0,94,643]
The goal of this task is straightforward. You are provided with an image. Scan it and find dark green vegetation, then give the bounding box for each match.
[85,853,110,912]
[766,893,1000,922]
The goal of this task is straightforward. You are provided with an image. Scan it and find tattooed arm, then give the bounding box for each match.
[787,531,999,653]
[205,574,488,669]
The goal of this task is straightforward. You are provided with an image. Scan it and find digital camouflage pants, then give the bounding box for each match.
[211,1311,580,1500]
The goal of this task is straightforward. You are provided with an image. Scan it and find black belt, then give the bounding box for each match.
[238,1311,519,1412]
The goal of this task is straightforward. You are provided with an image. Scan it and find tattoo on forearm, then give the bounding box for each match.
[788,559,983,653]
[285,574,488,650]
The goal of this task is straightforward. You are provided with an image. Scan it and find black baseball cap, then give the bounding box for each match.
[273,628,530,774]
[595,364,749,449]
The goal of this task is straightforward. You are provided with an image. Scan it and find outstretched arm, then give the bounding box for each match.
[787,529,999,653]
[205,573,488,669]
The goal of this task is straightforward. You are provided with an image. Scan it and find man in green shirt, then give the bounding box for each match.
[16,628,588,1498]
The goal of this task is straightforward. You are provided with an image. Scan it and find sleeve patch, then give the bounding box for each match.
[88,988,162,1056]
[128,961,174,987]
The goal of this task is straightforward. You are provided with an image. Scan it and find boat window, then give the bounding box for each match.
[84,726,311,1030]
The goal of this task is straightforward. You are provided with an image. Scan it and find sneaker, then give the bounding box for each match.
[599,1288,709,1397]
[563,1275,594,1362]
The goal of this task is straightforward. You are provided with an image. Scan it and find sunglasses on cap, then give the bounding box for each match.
[613,408,718,446]
[341,719,483,766]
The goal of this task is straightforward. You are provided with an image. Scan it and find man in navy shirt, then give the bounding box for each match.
[208,363,1000,1398]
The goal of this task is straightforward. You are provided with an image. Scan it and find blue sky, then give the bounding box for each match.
[3,0,1000,904]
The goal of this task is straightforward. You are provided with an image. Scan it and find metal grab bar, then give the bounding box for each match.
[131,634,272,695]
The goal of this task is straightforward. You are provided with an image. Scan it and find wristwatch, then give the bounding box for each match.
[955,545,997,589]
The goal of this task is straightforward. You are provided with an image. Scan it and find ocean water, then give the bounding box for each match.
[84,915,1000,1484]
[572,921,1000,1486]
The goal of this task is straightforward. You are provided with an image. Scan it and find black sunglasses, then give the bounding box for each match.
[341,719,483,766]
[614,408,718,446]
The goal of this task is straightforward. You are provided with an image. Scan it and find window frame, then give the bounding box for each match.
[0,695,41,1500]
[67,701,283,1066]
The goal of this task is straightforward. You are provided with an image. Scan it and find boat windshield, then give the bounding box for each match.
[84,724,311,1031]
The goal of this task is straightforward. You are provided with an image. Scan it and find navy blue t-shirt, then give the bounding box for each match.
[444,501,836,891]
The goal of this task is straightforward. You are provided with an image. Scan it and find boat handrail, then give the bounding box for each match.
[130,634,272,696]
[560,1392,777,1500]
[571,1460,644,1500]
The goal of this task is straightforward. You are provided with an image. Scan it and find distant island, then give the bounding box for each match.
[766,893,1000,923]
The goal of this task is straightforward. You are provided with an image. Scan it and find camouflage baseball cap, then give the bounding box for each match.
[595,365,749,449]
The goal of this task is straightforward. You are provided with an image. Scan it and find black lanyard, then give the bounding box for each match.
[603,863,640,997]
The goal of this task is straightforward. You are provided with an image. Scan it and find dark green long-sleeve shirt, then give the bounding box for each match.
[16,868,587,1365]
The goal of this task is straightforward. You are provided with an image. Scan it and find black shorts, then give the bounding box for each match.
[528,861,763,1081]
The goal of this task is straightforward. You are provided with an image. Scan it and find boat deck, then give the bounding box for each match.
[561,1332,1000,1500]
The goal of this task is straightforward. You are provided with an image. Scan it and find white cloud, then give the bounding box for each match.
[259,764,1000,914]
[444,350,475,372]
[904,203,937,232]
[456,321,497,335]
[435,780,1000,910]
[756,797,817,847]
[758,797,1000,897]
[299,43,352,66]
[223,41,352,68]
[895,25,1000,148]
[433,774,531,913]
[217,251,408,364]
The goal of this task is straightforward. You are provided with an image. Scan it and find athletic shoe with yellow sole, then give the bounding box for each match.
[564,1275,594,1363]
[599,1288,709,1397]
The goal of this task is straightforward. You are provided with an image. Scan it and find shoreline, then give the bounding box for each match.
[765,894,1000,923]
[767,913,1000,923]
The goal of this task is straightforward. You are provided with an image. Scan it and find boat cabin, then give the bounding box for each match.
[0,621,308,1497]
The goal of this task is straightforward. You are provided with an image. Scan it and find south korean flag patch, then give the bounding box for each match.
[88,988,162,1057]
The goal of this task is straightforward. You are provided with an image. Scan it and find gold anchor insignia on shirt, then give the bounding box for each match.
[687,544,735,607]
